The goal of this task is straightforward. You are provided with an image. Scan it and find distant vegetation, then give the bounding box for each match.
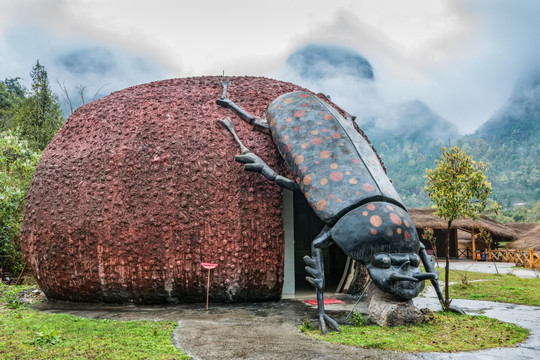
[0,61,64,275]
[366,73,540,223]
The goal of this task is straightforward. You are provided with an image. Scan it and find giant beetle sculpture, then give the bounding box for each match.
[216,81,457,333]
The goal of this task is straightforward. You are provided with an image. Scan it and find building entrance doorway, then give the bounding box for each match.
[292,191,348,293]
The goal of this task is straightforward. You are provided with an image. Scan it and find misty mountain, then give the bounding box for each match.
[474,71,540,144]
[282,43,539,209]
[286,43,374,81]
[458,72,540,207]
[364,99,459,144]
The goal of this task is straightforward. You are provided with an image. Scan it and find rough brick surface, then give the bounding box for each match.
[20,76,307,303]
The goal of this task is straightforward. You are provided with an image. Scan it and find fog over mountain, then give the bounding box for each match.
[278,43,459,143]
[279,43,539,208]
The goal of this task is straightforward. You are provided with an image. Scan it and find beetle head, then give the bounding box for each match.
[331,202,437,300]
[366,252,426,299]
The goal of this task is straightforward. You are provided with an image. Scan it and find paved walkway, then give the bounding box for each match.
[445,259,538,278]
[34,260,539,359]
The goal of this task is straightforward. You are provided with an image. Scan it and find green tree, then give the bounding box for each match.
[0,130,41,274]
[15,60,63,151]
[425,146,493,311]
[0,78,25,131]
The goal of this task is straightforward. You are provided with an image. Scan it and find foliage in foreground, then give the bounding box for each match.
[302,312,529,352]
[0,285,189,360]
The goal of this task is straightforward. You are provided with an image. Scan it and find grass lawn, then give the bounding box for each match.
[430,267,540,306]
[302,311,529,352]
[0,284,190,360]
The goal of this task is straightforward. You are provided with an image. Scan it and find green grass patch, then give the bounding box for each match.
[421,267,540,306]
[448,276,540,306]
[302,312,529,352]
[0,284,189,360]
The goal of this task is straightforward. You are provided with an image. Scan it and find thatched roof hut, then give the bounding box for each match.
[409,208,517,241]
[508,224,540,251]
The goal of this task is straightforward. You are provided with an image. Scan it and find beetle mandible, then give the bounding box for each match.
[216,80,454,334]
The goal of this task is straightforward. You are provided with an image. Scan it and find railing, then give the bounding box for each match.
[458,248,472,259]
[458,247,540,269]
[486,248,540,269]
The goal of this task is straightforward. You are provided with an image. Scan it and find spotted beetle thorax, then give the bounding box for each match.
[267,91,403,224]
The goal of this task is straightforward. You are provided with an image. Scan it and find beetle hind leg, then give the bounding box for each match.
[216,81,269,132]
[303,227,341,334]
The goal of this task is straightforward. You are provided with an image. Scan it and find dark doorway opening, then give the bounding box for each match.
[293,191,348,293]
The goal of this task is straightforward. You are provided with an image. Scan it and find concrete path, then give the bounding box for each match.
[446,259,538,278]
[410,297,540,360]
[33,260,539,360]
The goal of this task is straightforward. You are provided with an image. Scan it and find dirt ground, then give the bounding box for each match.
[34,295,411,360]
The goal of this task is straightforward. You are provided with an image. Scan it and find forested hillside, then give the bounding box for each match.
[459,72,540,209]
[369,72,540,219]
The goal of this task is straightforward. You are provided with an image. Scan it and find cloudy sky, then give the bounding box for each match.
[1,0,539,133]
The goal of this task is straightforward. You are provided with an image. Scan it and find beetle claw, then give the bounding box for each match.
[303,255,317,268]
[305,266,319,279]
[323,314,341,333]
[243,163,263,172]
[306,276,323,290]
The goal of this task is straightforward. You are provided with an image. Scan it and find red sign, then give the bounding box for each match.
[201,262,218,270]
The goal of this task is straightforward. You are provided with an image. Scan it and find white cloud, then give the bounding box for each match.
[1,0,539,132]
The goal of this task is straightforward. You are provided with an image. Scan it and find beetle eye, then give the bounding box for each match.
[372,253,391,269]
[409,254,420,267]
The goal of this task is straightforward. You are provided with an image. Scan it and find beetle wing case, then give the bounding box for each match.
[266,91,403,224]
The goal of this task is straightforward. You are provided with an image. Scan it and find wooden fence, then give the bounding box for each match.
[486,248,540,269]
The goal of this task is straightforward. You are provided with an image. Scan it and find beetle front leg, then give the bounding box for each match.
[304,227,340,334]
[419,243,465,315]
[218,118,298,192]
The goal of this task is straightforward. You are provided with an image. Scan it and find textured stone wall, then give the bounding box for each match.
[20,76,306,303]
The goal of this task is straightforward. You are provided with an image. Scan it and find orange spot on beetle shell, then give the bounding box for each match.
[367,204,376,211]
[319,150,330,159]
[371,229,377,235]
[316,199,327,211]
[364,183,375,192]
[370,215,383,227]
[294,155,304,165]
[303,174,312,186]
[389,213,402,225]
[294,110,305,118]
[404,231,411,240]
[330,172,343,181]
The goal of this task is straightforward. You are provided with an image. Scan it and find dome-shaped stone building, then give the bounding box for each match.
[21,76,358,303]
